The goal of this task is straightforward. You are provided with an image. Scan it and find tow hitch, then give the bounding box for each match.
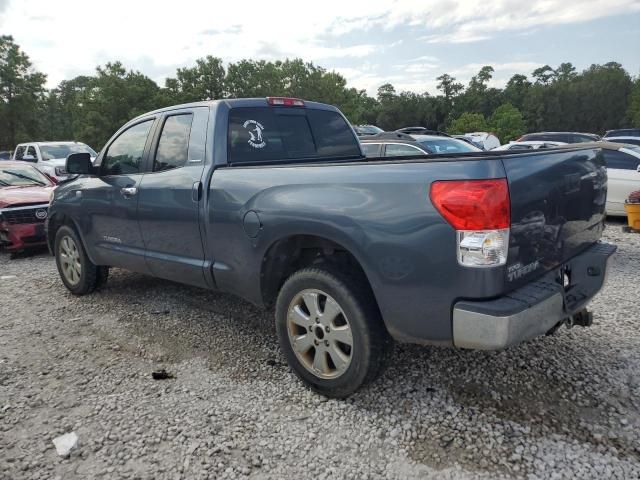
[546,308,593,336]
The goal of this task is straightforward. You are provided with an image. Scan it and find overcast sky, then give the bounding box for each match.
[1,0,639,95]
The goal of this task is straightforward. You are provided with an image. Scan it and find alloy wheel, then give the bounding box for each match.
[286,289,354,379]
[59,235,82,285]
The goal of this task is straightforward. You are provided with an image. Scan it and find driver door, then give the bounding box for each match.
[81,118,157,273]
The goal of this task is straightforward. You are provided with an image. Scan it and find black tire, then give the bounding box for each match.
[275,265,392,398]
[54,225,104,295]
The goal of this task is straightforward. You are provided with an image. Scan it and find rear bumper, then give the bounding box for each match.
[453,242,616,350]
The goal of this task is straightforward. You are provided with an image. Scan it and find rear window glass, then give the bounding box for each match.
[228,107,361,164]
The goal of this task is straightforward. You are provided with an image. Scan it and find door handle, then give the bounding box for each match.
[120,187,138,198]
[192,181,202,202]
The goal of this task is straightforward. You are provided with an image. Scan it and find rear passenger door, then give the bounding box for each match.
[137,107,209,287]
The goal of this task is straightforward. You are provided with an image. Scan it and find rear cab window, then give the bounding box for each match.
[227,107,361,164]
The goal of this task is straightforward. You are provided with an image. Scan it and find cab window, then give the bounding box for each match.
[14,146,25,160]
[154,114,194,172]
[102,120,154,176]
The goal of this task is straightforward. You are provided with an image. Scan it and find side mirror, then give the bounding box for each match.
[22,154,36,162]
[66,152,93,175]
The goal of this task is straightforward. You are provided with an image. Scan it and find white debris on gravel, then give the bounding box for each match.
[0,221,639,480]
[52,432,78,457]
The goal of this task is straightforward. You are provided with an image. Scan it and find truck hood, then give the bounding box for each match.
[44,156,96,168]
[0,185,53,208]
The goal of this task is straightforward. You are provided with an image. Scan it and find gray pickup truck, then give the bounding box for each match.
[47,97,615,397]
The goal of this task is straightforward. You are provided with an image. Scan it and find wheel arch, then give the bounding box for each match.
[47,212,98,264]
[259,234,379,312]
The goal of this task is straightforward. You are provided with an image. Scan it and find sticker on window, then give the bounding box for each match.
[243,120,266,149]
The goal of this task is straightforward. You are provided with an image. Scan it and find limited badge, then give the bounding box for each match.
[243,120,266,149]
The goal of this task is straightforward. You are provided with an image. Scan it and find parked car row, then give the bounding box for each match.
[355,125,640,219]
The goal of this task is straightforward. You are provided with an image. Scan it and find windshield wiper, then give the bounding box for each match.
[3,171,47,186]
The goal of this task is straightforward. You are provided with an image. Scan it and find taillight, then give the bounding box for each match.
[430,179,510,267]
[267,97,305,107]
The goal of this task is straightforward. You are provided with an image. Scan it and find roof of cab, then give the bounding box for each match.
[132,97,340,121]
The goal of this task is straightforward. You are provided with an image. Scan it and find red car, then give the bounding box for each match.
[0,161,56,252]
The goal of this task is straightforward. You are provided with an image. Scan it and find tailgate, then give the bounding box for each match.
[502,147,607,287]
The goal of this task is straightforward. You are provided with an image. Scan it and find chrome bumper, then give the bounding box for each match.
[453,242,616,350]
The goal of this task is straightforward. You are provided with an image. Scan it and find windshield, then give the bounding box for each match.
[0,165,51,187]
[39,143,97,160]
[419,138,482,154]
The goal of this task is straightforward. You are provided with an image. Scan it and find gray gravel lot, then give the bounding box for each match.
[1,221,639,480]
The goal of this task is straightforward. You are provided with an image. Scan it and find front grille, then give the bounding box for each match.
[1,206,48,225]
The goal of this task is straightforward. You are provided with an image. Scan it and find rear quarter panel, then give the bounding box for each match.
[207,158,507,345]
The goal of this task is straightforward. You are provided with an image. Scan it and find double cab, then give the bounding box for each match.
[47,97,615,397]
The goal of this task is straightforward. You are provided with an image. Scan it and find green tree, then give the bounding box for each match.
[468,66,494,92]
[448,112,487,134]
[628,77,640,127]
[555,62,577,82]
[490,103,525,143]
[569,62,632,132]
[436,73,464,101]
[165,55,225,103]
[225,60,286,98]
[73,62,160,150]
[454,66,501,119]
[532,65,555,85]
[503,74,531,111]
[0,35,47,149]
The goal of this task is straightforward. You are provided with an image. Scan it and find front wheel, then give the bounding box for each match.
[275,266,391,398]
[54,225,108,295]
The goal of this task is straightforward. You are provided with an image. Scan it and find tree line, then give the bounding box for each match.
[1,34,639,151]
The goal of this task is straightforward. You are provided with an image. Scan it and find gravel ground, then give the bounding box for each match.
[1,221,639,480]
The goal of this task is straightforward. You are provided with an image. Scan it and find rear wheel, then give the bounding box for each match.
[275,266,391,398]
[54,225,107,295]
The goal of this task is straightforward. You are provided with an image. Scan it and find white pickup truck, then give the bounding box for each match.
[12,141,96,181]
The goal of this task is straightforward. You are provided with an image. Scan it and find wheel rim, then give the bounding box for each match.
[286,289,353,380]
[58,235,82,286]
